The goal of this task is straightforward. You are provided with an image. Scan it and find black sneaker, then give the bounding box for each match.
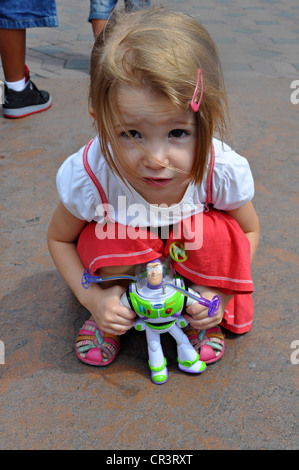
[2,66,52,118]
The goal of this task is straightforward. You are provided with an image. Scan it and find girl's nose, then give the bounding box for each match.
[143,145,170,169]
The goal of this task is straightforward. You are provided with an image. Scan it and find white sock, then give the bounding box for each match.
[5,76,26,92]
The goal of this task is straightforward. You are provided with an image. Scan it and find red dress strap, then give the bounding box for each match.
[83,139,110,217]
[206,143,215,206]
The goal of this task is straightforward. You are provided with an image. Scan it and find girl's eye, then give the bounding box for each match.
[121,130,141,139]
[169,129,189,138]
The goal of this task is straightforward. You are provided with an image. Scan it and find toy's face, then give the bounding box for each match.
[146,261,163,286]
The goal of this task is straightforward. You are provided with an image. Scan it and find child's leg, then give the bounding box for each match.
[95,264,136,288]
[75,221,165,366]
[166,209,254,362]
[88,0,117,37]
[75,320,120,366]
[75,263,135,366]
[183,325,225,364]
[167,210,254,329]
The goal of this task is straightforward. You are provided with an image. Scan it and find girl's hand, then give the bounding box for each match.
[83,284,136,336]
[184,285,232,331]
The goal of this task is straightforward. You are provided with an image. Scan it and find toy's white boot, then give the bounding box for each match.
[146,328,168,384]
[170,323,207,374]
[148,358,168,385]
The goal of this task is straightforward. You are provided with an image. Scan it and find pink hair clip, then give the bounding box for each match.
[191,69,203,112]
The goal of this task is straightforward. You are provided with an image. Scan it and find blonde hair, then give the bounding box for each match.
[89,7,231,184]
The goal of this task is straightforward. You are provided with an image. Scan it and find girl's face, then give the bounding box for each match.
[113,85,197,205]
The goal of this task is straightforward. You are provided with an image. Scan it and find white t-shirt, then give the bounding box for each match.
[56,137,254,228]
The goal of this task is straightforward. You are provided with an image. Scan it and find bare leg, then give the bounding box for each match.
[96,264,136,288]
[91,19,109,38]
[76,266,135,365]
[0,29,26,81]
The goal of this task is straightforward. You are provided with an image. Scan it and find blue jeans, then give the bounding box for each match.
[0,0,58,29]
[89,0,150,21]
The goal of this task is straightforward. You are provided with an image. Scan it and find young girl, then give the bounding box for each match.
[47,7,260,369]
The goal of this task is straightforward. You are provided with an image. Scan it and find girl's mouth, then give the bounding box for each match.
[143,178,172,187]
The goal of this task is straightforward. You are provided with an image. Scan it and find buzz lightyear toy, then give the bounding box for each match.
[82,252,220,385]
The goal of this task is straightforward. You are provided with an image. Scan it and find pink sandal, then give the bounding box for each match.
[184,326,225,364]
[75,320,120,366]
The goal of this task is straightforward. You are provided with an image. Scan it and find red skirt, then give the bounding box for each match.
[77,210,254,334]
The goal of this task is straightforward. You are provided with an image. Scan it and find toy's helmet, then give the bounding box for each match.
[135,257,174,289]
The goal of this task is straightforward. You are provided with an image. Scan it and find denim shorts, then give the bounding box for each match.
[89,0,150,21]
[0,0,58,29]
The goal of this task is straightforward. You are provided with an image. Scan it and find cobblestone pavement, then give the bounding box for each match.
[0,0,298,451]
[1,0,299,80]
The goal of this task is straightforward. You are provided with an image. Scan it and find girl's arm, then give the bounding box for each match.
[47,202,88,301]
[185,201,260,330]
[47,202,135,335]
[227,200,260,261]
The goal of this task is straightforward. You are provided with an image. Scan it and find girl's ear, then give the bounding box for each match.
[89,105,96,120]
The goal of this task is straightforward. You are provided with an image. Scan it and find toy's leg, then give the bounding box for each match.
[145,327,168,385]
[169,325,207,374]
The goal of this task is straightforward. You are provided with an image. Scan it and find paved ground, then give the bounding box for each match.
[0,0,298,451]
